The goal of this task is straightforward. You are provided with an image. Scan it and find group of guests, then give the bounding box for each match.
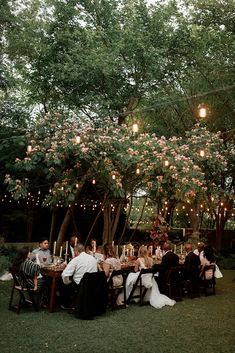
[10,237,219,310]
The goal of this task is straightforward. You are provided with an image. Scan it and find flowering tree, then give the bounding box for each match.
[5,114,234,247]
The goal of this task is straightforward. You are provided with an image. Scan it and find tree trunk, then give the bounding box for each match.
[118,196,133,246]
[26,206,33,242]
[129,196,147,243]
[187,203,200,240]
[111,200,122,241]
[56,174,88,249]
[102,204,112,244]
[215,213,227,250]
[49,206,57,247]
[84,193,108,246]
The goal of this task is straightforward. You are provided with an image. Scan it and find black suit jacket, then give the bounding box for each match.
[74,271,108,320]
[184,251,200,280]
[161,251,179,272]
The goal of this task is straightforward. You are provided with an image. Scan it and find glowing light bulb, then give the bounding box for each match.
[75,135,81,144]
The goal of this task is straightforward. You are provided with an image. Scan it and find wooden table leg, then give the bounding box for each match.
[49,276,57,313]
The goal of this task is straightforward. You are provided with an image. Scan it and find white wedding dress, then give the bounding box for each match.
[122,259,176,309]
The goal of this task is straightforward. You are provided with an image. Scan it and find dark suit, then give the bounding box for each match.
[155,251,179,293]
[184,252,200,280]
[184,251,201,296]
[161,251,179,272]
[74,271,108,320]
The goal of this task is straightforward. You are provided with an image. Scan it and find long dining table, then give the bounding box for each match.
[40,265,64,313]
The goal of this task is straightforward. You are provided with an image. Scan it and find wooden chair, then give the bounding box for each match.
[9,272,39,314]
[127,268,157,306]
[164,266,184,301]
[200,264,216,296]
[74,271,108,320]
[108,268,129,310]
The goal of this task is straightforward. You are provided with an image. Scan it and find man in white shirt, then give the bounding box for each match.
[62,243,97,285]
[60,243,97,309]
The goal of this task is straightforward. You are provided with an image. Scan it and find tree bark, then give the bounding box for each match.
[49,206,57,247]
[187,203,200,240]
[118,196,133,246]
[84,193,108,246]
[56,173,88,250]
[129,196,147,243]
[111,200,122,241]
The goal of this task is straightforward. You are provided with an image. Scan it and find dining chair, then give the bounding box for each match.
[127,268,157,306]
[108,268,130,310]
[200,264,216,296]
[74,271,108,320]
[8,272,39,314]
[164,266,184,301]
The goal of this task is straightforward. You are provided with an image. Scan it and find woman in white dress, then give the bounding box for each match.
[123,245,176,309]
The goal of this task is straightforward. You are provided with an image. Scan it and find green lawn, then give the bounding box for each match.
[0,270,235,353]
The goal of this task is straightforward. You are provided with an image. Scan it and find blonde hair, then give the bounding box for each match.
[138,245,152,268]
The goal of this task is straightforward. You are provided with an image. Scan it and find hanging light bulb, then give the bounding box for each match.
[27,145,32,153]
[198,103,207,118]
[75,135,81,144]
[132,123,139,133]
[199,150,205,157]
[164,160,169,167]
[112,174,116,180]
[92,179,96,185]
[136,168,140,175]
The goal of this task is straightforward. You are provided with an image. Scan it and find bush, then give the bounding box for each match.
[0,245,17,275]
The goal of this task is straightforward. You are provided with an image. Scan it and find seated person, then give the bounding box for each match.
[184,243,201,277]
[200,245,216,280]
[183,243,201,294]
[135,245,153,272]
[193,242,205,264]
[60,243,97,309]
[67,235,79,261]
[31,237,52,265]
[102,243,122,287]
[155,242,179,293]
[10,247,48,306]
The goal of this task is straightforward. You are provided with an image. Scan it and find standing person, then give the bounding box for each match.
[31,237,52,265]
[60,243,97,308]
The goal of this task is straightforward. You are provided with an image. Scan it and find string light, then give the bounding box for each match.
[75,135,81,144]
[198,103,207,118]
[132,123,139,133]
[27,145,32,153]
[199,150,205,157]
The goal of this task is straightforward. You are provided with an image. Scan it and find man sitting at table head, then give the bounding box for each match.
[60,243,97,308]
[184,243,201,293]
[155,242,179,293]
[161,242,179,271]
[31,237,52,265]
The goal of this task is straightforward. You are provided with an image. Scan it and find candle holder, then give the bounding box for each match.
[64,253,69,264]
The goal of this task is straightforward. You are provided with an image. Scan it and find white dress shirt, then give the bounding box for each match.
[62,251,97,285]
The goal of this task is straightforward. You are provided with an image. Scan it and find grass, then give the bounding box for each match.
[0,270,235,353]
